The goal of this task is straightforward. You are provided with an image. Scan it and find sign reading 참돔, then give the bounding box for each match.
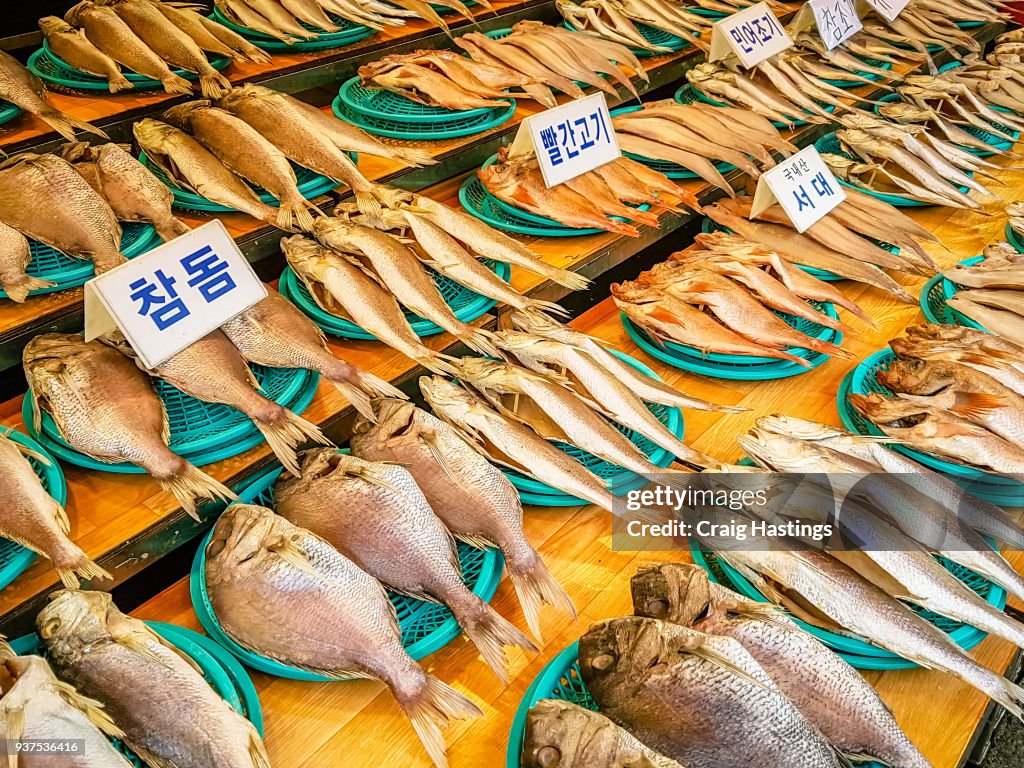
[509,92,621,188]
[750,145,847,232]
[710,2,793,68]
[84,219,267,369]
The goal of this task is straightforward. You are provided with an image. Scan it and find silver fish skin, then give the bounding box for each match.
[349,398,575,641]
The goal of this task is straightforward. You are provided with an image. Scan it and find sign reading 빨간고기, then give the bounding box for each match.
[710,2,794,68]
[509,92,621,188]
[750,145,847,232]
[84,219,267,369]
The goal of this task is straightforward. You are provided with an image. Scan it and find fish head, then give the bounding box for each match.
[609,282,661,304]
[522,701,639,768]
[22,333,90,373]
[755,414,844,441]
[204,504,285,584]
[37,589,116,657]
[132,118,180,152]
[39,16,75,34]
[477,162,526,193]
[630,563,712,627]
[455,357,527,394]
[351,397,418,442]
[736,428,824,472]
[876,358,936,393]
[579,616,685,695]
[419,375,484,423]
[64,1,97,26]
[494,330,568,370]
[161,100,213,130]
[509,309,572,340]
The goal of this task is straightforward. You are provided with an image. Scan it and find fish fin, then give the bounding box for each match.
[199,71,232,100]
[398,675,482,768]
[155,217,191,242]
[157,464,237,521]
[111,629,174,668]
[250,732,271,768]
[456,599,538,684]
[946,392,1010,421]
[330,370,406,422]
[421,428,470,489]
[128,743,177,768]
[3,703,22,768]
[452,532,497,551]
[460,329,503,359]
[522,300,571,319]
[256,410,333,476]
[507,554,576,643]
[161,73,194,96]
[52,679,124,738]
[355,189,383,219]
[995,678,1024,720]
[353,465,406,497]
[37,108,108,141]
[4,274,57,303]
[108,73,133,93]
[394,147,437,167]
[268,534,323,579]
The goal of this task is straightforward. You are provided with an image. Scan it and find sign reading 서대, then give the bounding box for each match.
[710,2,793,68]
[84,219,267,369]
[750,145,847,232]
[863,0,909,23]
[509,92,621,188]
[809,0,862,50]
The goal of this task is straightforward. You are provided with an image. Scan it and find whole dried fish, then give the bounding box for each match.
[39,16,131,93]
[0,220,53,303]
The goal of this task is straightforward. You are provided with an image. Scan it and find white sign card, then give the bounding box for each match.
[84,219,267,369]
[710,2,794,68]
[508,92,621,188]
[750,145,847,232]
[795,0,862,50]
[863,0,909,23]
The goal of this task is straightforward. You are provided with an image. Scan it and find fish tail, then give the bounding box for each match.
[199,71,233,100]
[331,369,406,420]
[249,731,271,768]
[394,147,438,167]
[38,108,109,141]
[161,73,195,96]
[56,548,112,591]
[522,299,570,319]
[4,274,56,303]
[418,354,462,378]
[356,189,384,219]
[155,217,191,243]
[542,266,591,291]
[109,73,134,93]
[400,673,483,768]
[507,551,576,643]
[158,463,237,521]
[453,595,538,684]
[257,408,333,475]
[459,329,503,359]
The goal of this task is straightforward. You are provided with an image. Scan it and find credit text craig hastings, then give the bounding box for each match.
[617,484,835,546]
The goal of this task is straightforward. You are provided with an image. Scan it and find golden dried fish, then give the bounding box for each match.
[153,3,271,64]
[39,16,132,93]
[0,220,53,303]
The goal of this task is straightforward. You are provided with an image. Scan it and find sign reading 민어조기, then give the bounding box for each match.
[84,219,267,369]
[863,0,909,23]
[710,1,793,68]
[792,0,862,50]
[509,91,621,188]
[750,145,847,232]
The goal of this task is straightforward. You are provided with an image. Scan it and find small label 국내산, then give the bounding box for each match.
[751,145,847,232]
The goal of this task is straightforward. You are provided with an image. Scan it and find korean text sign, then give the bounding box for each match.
[750,145,847,232]
[518,92,621,188]
[863,0,909,23]
[810,0,862,50]
[84,219,267,368]
[710,2,793,68]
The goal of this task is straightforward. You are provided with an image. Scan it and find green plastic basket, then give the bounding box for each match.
[691,541,1005,669]
[0,222,160,300]
[11,620,264,767]
[23,364,319,472]
[189,462,505,680]
[937,255,987,331]
[210,8,374,51]
[0,100,20,127]
[0,427,67,590]
[1006,222,1024,253]
[610,105,736,179]
[875,90,1017,158]
[332,79,516,140]
[675,83,836,129]
[138,151,342,213]
[278,257,510,339]
[28,42,229,92]
[814,131,973,207]
[498,349,683,505]
[459,175,604,237]
[562,20,693,57]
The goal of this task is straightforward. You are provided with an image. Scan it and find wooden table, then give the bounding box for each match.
[130,153,1024,767]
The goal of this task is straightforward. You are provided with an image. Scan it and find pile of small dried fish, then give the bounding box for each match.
[39,589,271,768]
[943,239,1024,339]
[57,0,236,98]
[863,2,982,66]
[612,236,855,365]
[205,503,483,768]
[926,0,1007,25]
[456,21,648,108]
[478,150,700,235]
[0,430,109,589]
[557,0,711,54]
[135,85,434,224]
[850,323,1024,480]
[358,49,524,111]
[791,28,918,84]
[703,192,939,301]
[610,99,796,191]
[0,48,105,140]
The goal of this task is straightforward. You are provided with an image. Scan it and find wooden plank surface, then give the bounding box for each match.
[130,152,1024,768]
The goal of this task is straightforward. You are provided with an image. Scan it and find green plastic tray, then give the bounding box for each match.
[189,462,505,680]
[1007,222,1024,253]
[279,257,510,339]
[210,8,374,51]
[0,222,160,300]
[675,83,837,129]
[138,151,342,213]
[11,620,264,766]
[332,80,516,140]
[938,255,987,331]
[29,42,229,92]
[0,100,20,127]
[498,348,683,505]
[23,365,319,472]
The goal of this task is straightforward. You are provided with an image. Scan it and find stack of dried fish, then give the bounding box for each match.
[557,0,711,54]
[358,49,526,111]
[921,0,1007,25]
[478,150,700,236]
[612,236,856,365]
[791,28,920,84]
[916,59,1024,118]
[610,99,796,191]
[134,85,435,225]
[877,95,1019,158]
[0,49,106,139]
[456,21,648,108]
[944,239,1024,339]
[825,113,1002,210]
[862,2,982,65]
[851,324,1024,479]
[704,193,938,302]
[54,0,237,97]
[689,0,784,12]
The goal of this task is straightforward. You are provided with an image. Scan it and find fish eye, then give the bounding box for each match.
[536,746,561,768]
[39,618,61,639]
[645,599,669,617]
[206,538,227,560]
[590,653,616,672]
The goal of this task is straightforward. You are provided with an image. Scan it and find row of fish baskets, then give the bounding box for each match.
[210,8,375,52]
